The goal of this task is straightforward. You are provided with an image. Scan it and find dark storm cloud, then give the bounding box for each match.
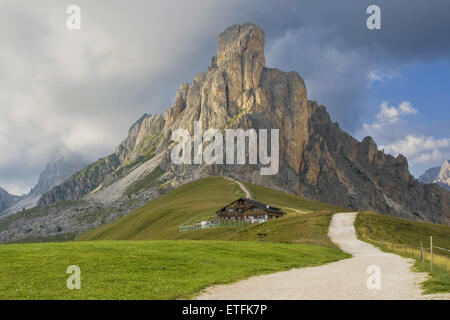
[256,0,450,129]
[1,0,449,192]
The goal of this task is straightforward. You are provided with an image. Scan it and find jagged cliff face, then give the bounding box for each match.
[296,104,448,223]
[115,114,165,164]
[37,23,450,225]
[155,24,309,175]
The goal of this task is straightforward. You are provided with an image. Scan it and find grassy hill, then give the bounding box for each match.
[0,177,353,299]
[356,211,450,250]
[0,240,348,300]
[77,176,348,247]
[356,211,450,293]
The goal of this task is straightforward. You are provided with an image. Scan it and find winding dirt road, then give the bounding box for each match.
[196,212,447,300]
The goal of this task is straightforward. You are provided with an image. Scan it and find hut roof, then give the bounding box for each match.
[216,198,284,215]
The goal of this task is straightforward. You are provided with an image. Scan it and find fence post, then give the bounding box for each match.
[430,236,433,271]
[420,241,424,263]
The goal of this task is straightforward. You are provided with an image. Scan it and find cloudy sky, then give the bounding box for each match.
[0,0,449,194]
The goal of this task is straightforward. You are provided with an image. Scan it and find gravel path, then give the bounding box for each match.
[224,177,252,199]
[196,212,448,300]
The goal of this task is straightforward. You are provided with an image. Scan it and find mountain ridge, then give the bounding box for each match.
[30,23,450,226]
[1,153,86,217]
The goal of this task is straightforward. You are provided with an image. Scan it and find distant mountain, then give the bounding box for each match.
[0,153,86,217]
[435,160,450,188]
[30,154,87,196]
[419,166,441,184]
[0,187,22,213]
[419,160,450,191]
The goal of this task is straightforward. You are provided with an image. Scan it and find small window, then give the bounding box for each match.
[228,208,233,212]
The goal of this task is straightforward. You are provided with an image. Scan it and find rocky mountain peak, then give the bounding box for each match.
[36,23,449,226]
[0,152,87,217]
[419,160,450,191]
[217,23,265,67]
[30,153,85,196]
[441,160,450,173]
[435,159,450,185]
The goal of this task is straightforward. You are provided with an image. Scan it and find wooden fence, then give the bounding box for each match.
[375,236,450,272]
[179,220,250,232]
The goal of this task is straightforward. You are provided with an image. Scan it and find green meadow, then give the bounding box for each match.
[0,176,353,299]
[0,240,347,300]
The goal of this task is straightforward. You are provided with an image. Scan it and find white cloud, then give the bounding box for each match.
[380,135,450,164]
[362,101,417,132]
[367,69,400,82]
[368,71,383,82]
[358,101,448,176]
[0,0,244,192]
[398,101,417,115]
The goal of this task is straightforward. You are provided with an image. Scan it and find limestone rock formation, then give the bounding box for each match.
[37,23,450,225]
[435,160,450,190]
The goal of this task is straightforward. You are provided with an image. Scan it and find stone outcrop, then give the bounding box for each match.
[115,114,165,164]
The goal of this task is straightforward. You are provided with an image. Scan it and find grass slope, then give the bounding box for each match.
[355,211,450,293]
[78,176,244,240]
[171,211,339,247]
[78,176,346,247]
[243,182,349,213]
[0,240,347,299]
